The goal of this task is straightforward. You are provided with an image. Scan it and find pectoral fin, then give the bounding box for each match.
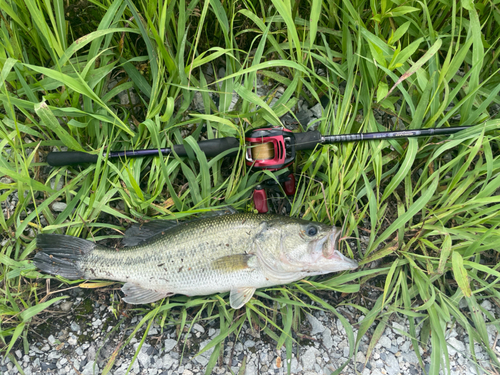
[212,254,256,272]
[122,283,173,304]
[230,287,256,309]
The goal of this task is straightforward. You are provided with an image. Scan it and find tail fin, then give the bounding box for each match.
[34,234,97,279]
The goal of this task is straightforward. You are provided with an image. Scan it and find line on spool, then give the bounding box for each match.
[250,142,274,160]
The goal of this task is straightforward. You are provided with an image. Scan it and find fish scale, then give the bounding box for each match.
[34,213,358,308]
[82,215,268,293]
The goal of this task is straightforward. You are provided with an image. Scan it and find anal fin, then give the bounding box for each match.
[230,286,256,309]
[122,283,173,304]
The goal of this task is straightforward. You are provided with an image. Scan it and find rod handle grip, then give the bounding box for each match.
[293,131,322,150]
[47,151,99,166]
[175,137,240,157]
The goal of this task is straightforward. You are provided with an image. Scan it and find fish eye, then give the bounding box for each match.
[306,225,318,237]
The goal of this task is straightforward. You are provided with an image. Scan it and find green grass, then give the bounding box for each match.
[1,0,500,373]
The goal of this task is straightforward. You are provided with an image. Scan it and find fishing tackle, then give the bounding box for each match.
[245,126,471,212]
[47,125,472,168]
[244,126,471,170]
[46,125,473,213]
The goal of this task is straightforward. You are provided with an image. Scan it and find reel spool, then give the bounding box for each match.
[250,142,274,160]
[245,128,296,171]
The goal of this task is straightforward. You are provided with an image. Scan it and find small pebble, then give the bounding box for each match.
[193,323,205,333]
[52,202,68,212]
[70,321,80,332]
[164,339,177,352]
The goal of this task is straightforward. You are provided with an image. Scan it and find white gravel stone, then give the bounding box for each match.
[448,337,466,356]
[447,328,458,339]
[307,314,326,335]
[193,323,205,333]
[310,102,323,118]
[164,339,177,352]
[356,351,366,363]
[392,322,405,332]
[136,343,151,367]
[244,340,255,348]
[147,326,158,335]
[52,202,68,212]
[234,342,243,353]
[208,328,219,337]
[385,353,400,375]
[481,300,492,311]
[194,340,214,366]
[289,357,300,373]
[131,358,140,373]
[48,335,56,345]
[401,341,411,352]
[162,353,176,370]
[343,346,350,357]
[245,358,257,375]
[402,351,419,364]
[50,179,64,191]
[336,319,347,335]
[301,347,319,371]
[60,301,73,311]
[378,336,392,349]
[70,321,80,332]
[322,328,334,349]
[81,361,98,375]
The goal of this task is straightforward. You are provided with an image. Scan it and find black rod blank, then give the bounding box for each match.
[322,126,471,144]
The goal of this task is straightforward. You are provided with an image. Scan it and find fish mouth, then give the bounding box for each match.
[321,228,341,259]
[321,228,358,269]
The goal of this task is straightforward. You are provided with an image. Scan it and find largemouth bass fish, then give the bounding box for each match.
[34,213,357,309]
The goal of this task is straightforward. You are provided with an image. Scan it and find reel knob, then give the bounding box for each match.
[253,185,268,213]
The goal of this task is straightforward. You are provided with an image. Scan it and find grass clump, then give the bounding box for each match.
[1,0,500,373]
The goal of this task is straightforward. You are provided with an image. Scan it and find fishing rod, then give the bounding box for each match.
[244,125,471,171]
[46,124,474,214]
[46,125,472,169]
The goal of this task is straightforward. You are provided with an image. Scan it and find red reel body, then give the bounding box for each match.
[245,128,296,171]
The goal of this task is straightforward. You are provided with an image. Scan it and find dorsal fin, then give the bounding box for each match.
[123,207,239,247]
[123,220,180,247]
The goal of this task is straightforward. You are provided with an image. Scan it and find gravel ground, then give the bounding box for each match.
[3,72,500,374]
[1,293,497,375]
